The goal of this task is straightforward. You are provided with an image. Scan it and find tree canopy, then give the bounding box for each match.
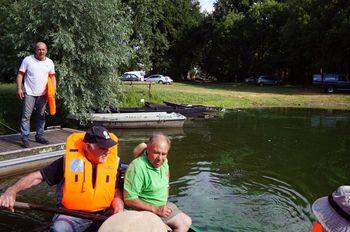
[1,0,132,116]
[204,0,350,82]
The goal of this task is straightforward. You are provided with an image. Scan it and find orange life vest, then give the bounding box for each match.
[47,76,56,116]
[61,132,119,212]
[310,221,324,232]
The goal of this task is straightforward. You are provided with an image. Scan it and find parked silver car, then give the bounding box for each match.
[120,73,140,81]
[123,71,145,81]
[144,74,173,84]
[245,76,257,84]
[256,75,282,86]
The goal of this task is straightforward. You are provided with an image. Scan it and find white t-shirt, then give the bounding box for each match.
[19,55,55,96]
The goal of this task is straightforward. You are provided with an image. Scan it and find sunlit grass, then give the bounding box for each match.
[122,82,350,110]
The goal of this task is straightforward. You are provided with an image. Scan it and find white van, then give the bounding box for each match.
[123,71,145,81]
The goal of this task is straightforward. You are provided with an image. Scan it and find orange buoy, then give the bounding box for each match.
[47,76,56,116]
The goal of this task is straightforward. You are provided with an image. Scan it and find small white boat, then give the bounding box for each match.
[0,151,64,178]
[89,112,186,128]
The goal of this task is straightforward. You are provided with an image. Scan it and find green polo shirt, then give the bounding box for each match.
[124,153,169,206]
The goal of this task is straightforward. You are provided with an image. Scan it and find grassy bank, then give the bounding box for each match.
[121,82,350,110]
[0,84,22,134]
[0,83,62,134]
[1,82,350,134]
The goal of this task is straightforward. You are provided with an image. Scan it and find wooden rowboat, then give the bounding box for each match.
[96,101,222,119]
[88,112,187,128]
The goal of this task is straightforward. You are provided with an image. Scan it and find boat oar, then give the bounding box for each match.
[12,201,108,221]
[7,202,202,232]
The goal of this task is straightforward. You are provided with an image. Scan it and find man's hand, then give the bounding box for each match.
[17,88,24,100]
[0,190,16,212]
[0,171,42,213]
[154,205,172,218]
[111,197,124,214]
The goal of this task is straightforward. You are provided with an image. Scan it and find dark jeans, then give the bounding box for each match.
[20,94,47,140]
[49,209,111,232]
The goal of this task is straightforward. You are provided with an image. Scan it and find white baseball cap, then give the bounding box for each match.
[312,186,350,232]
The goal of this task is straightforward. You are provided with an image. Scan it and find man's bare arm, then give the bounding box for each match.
[0,171,43,211]
[16,72,24,99]
[124,191,172,217]
[132,143,147,158]
[111,188,124,214]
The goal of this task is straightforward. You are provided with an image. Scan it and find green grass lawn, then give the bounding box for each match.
[0,83,62,134]
[121,82,350,110]
[1,82,350,134]
[0,84,22,134]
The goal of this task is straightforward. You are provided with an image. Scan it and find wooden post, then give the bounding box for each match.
[148,83,152,95]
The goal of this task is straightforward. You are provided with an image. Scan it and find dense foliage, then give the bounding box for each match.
[0,0,132,116]
[204,0,350,82]
[122,0,203,79]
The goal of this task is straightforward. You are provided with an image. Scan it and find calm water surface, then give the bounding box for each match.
[1,108,350,231]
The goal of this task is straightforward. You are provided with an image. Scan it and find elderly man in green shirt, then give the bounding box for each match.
[124,133,192,232]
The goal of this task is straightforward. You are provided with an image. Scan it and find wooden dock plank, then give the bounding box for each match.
[0,128,80,158]
[0,128,80,177]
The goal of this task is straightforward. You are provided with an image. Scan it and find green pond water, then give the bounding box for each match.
[1,108,350,231]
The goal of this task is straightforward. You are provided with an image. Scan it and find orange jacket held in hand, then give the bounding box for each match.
[47,76,56,115]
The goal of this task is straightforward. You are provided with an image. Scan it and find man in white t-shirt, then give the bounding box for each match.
[16,42,56,148]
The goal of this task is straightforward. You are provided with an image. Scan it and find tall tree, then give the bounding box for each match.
[1,0,132,116]
[121,0,166,72]
[213,0,262,17]
[0,0,22,82]
[152,0,203,79]
[307,0,350,74]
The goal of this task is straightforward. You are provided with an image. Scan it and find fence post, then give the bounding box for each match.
[148,83,152,95]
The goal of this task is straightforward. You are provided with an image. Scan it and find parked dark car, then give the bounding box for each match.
[256,75,281,86]
[120,73,140,81]
[312,73,350,93]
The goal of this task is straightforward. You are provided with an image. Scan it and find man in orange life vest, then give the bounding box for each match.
[0,126,124,232]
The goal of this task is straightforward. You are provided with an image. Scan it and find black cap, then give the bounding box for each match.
[83,126,117,149]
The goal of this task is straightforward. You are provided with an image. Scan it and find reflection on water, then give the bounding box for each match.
[115,127,185,142]
[0,178,56,231]
[167,108,350,231]
[310,114,350,128]
[0,108,349,231]
[172,164,312,231]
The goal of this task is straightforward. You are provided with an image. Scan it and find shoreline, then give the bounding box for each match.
[1,82,350,134]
